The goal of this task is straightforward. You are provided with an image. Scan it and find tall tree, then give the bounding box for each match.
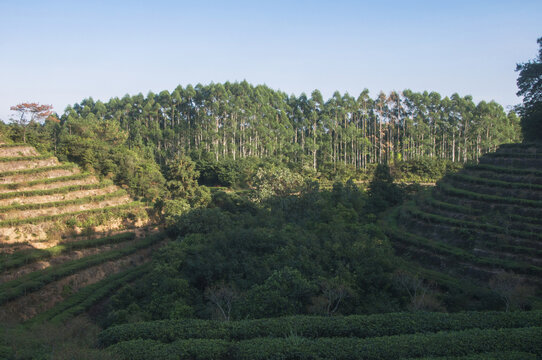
[516,37,542,141]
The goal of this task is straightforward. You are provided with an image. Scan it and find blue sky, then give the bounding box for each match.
[0,0,540,121]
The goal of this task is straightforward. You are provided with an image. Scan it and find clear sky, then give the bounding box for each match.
[0,0,540,121]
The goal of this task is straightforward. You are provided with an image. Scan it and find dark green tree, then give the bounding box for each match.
[165,155,210,208]
[367,164,402,213]
[516,37,542,141]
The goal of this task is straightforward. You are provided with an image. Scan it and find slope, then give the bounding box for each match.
[383,142,542,310]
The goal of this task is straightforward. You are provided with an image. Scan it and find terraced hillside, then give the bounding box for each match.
[0,142,162,322]
[384,143,542,309]
[0,143,149,247]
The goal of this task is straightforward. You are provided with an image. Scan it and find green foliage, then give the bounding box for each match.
[1,317,115,360]
[367,164,403,213]
[162,199,191,227]
[196,156,262,188]
[107,339,232,360]
[516,37,542,141]
[3,82,523,202]
[411,352,537,360]
[99,310,542,346]
[173,207,232,236]
[105,327,542,360]
[251,166,305,202]
[233,327,542,360]
[243,267,317,318]
[210,191,257,214]
[394,158,463,182]
[103,182,396,322]
[165,155,211,208]
[53,116,165,200]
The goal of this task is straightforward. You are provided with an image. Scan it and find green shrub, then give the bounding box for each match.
[410,351,537,359]
[106,327,542,360]
[107,339,233,360]
[98,310,542,347]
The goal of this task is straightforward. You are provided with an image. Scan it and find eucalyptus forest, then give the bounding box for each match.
[0,37,540,360]
[65,85,519,167]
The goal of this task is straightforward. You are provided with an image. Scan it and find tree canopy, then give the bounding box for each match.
[516,37,542,141]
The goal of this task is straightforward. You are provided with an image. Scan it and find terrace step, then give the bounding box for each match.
[0,156,59,172]
[0,191,130,221]
[0,164,80,184]
[0,146,39,158]
[0,183,117,207]
[0,201,147,246]
[0,173,97,194]
[479,156,542,169]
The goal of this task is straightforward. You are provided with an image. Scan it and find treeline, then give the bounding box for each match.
[0,82,522,199]
[64,82,521,169]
